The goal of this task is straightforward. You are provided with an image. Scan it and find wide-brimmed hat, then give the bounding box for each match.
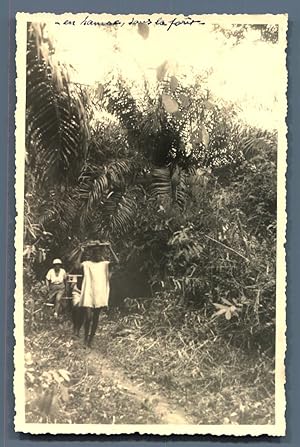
[53,258,62,265]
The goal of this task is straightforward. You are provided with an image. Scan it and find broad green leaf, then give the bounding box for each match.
[225,310,232,320]
[138,23,149,39]
[156,61,168,81]
[170,76,178,92]
[221,298,233,306]
[200,125,210,147]
[232,298,242,307]
[212,302,227,310]
[58,369,71,382]
[211,308,227,319]
[162,94,179,114]
[52,370,64,383]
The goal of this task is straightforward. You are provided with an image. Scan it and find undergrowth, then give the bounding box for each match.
[24,290,275,425]
[100,296,275,425]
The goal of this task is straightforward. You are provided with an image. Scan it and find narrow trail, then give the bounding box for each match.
[25,317,275,425]
[85,349,191,425]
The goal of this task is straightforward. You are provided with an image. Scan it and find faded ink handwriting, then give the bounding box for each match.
[55,15,205,30]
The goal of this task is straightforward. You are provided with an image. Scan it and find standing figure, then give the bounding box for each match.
[75,242,118,347]
[45,259,67,318]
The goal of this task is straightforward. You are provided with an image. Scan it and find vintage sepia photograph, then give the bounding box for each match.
[14,13,287,435]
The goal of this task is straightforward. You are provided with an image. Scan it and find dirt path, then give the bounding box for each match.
[25,319,275,426]
[85,349,191,425]
[25,320,193,425]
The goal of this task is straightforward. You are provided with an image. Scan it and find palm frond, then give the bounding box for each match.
[151,166,188,210]
[26,23,87,185]
[105,78,142,143]
[100,189,139,237]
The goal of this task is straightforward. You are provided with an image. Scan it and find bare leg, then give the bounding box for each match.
[54,289,64,316]
[72,306,84,336]
[88,308,101,347]
[84,308,92,345]
[72,307,77,333]
[77,308,85,335]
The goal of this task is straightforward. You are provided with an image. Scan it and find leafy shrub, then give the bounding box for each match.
[25,352,71,423]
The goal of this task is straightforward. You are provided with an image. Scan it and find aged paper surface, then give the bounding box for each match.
[14,12,287,436]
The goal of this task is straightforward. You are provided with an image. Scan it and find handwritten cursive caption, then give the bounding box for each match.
[55,15,205,31]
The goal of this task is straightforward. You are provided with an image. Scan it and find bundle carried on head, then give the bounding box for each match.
[68,240,119,264]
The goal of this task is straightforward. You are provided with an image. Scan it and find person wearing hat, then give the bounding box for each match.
[45,259,67,318]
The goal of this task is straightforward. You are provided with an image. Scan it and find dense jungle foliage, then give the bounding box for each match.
[24,22,277,350]
[22,22,278,424]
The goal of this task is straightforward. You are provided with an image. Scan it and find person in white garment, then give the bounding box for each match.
[45,259,67,318]
[74,242,118,346]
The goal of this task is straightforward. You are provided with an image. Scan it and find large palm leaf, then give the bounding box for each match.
[26,23,87,186]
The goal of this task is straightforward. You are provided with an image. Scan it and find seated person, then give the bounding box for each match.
[45,258,66,318]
